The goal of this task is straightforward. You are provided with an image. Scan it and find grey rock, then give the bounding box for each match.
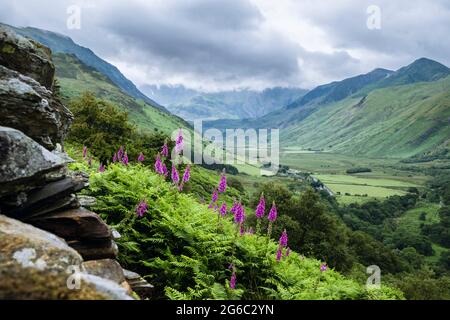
[28,207,112,241]
[0,26,55,89]
[78,273,134,300]
[67,239,119,261]
[0,65,73,150]
[0,214,133,299]
[3,176,85,217]
[22,194,79,219]
[123,268,154,298]
[0,126,68,198]
[77,195,97,208]
[111,228,121,239]
[82,259,125,284]
[123,269,141,280]
[43,166,69,182]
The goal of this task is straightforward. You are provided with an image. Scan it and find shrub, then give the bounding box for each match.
[66,92,169,164]
[346,168,372,174]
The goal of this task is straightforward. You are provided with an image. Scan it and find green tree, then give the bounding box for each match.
[387,267,450,300]
[66,92,169,165]
[67,92,135,163]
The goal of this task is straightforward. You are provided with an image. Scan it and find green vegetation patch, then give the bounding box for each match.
[81,163,402,300]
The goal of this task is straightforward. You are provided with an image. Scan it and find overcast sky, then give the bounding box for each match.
[1,0,449,91]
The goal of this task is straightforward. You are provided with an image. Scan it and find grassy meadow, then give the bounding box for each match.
[279,149,431,204]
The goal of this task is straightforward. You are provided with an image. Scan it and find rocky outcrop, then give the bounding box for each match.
[0,126,69,198]
[68,239,119,261]
[27,208,112,241]
[123,269,154,299]
[0,26,141,300]
[0,126,117,261]
[0,65,73,150]
[0,214,132,299]
[82,259,126,284]
[0,26,55,89]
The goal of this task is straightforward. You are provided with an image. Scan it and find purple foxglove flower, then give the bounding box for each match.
[117,146,124,160]
[219,202,227,216]
[247,227,254,235]
[230,272,236,290]
[320,264,327,272]
[122,152,129,165]
[286,247,290,257]
[178,184,184,191]
[234,203,245,224]
[255,193,265,219]
[279,229,288,247]
[228,263,234,270]
[230,201,238,214]
[161,142,169,157]
[239,224,245,236]
[268,202,277,222]
[162,163,168,177]
[211,190,218,203]
[154,154,163,174]
[112,152,118,163]
[88,156,92,167]
[137,152,145,162]
[276,247,282,262]
[98,163,105,172]
[135,200,148,218]
[218,170,227,193]
[82,146,87,159]
[214,204,218,211]
[175,129,183,154]
[182,165,191,183]
[171,164,179,184]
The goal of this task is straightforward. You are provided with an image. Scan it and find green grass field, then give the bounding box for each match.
[280,150,396,174]
[280,150,431,204]
[314,173,414,203]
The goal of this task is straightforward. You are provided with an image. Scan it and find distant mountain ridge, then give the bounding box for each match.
[0,23,166,112]
[285,57,450,111]
[51,52,187,134]
[141,84,307,120]
[205,57,450,159]
[376,57,450,87]
[288,68,394,108]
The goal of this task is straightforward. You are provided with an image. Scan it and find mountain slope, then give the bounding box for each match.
[280,58,450,158]
[205,68,397,130]
[141,84,307,121]
[1,23,165,112]
[205,58,450,159]
[288,68,393,108]
[377,58,450,87]
[281,76,450,158]
[358,58,450,95]
[53,53,187,134]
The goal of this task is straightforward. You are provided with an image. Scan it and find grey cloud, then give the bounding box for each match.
[97,0,303,87]
[297,0,450,68]
[0,0,448,90]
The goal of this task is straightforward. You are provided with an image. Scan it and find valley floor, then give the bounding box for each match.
[279,149,436,204]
